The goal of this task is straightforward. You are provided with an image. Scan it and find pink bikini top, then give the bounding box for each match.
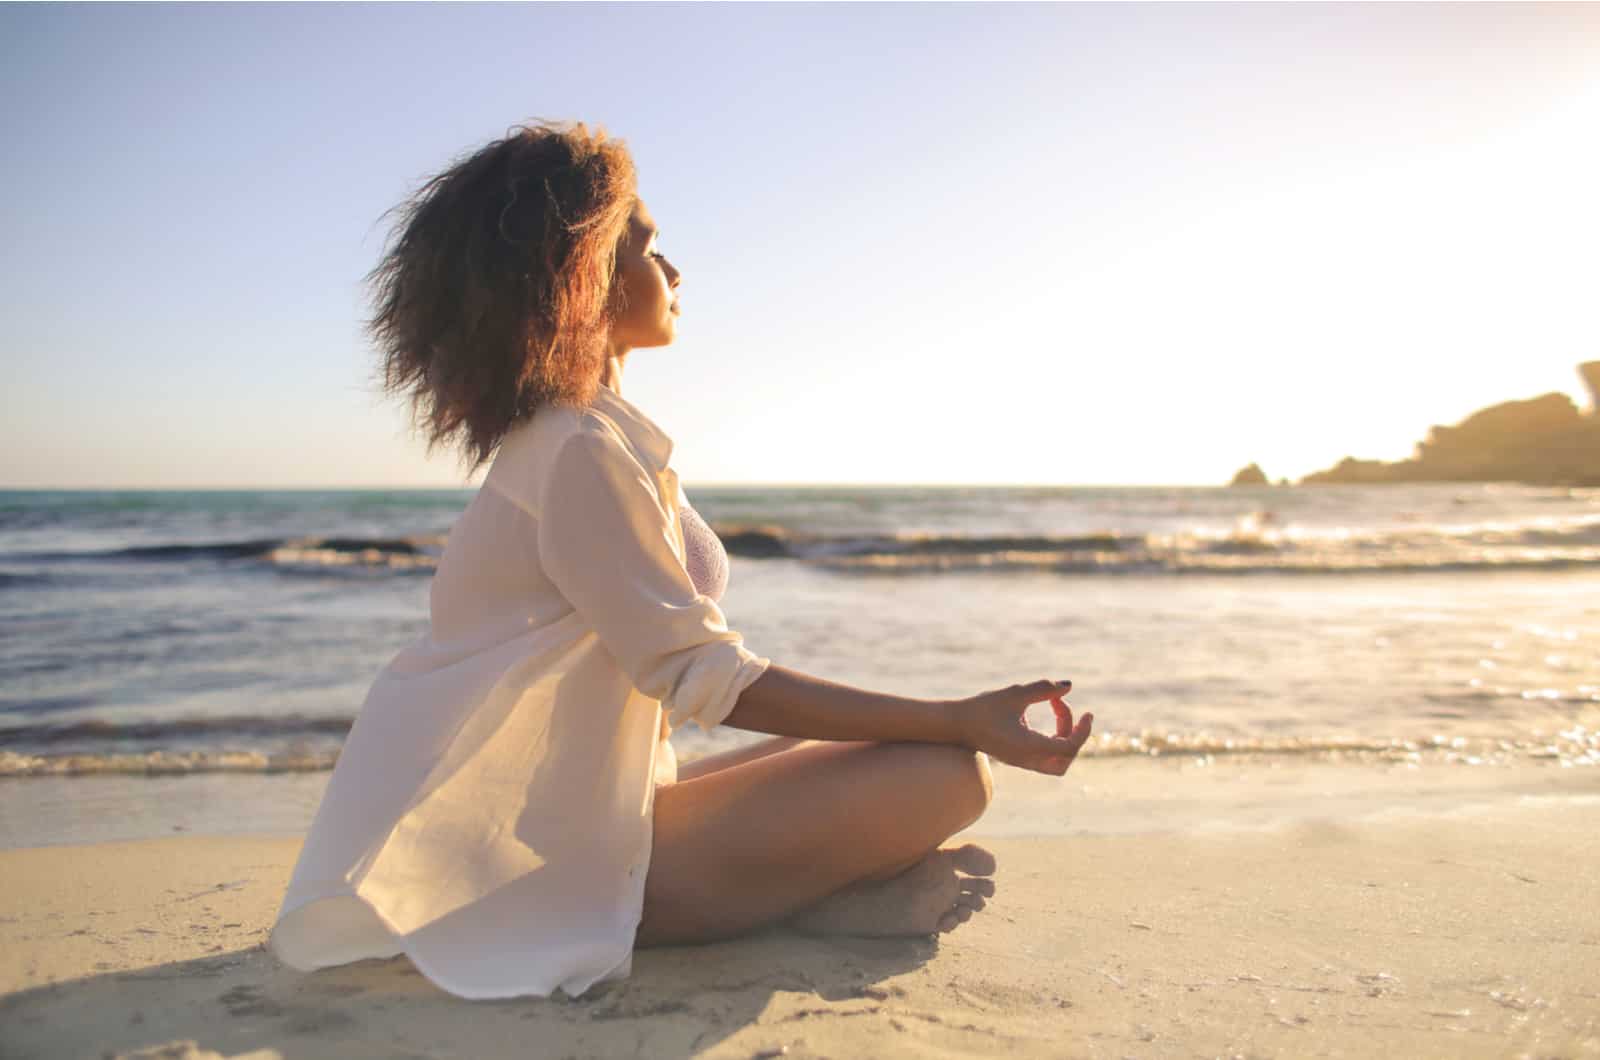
[679,497,728,602]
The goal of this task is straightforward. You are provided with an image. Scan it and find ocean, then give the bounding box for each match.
[2,483,1597,848]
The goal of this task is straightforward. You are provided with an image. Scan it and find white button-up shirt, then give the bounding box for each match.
[269,381,772,999]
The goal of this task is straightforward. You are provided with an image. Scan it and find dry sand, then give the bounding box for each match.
[3,764,1598,1059]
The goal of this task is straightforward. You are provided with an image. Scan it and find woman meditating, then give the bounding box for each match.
[270,120,1093,1000]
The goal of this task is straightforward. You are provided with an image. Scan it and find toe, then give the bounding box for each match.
[950,843,997,876]
[938,905,973,933]
[960,877,996,898]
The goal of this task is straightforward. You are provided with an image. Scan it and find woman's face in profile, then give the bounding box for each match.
[609,200,681,351]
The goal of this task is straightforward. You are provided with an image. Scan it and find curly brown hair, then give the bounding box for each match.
[367,120,638,476]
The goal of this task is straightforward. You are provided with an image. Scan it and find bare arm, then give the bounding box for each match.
[721,664,960,744]
[721,664,1093,776]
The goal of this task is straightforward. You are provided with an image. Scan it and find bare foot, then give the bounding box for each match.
[784,844,998,938]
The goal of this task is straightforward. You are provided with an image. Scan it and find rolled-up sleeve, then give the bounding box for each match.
[537,422,771,732]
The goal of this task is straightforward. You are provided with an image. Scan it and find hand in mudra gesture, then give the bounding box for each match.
[950,679,1092,775]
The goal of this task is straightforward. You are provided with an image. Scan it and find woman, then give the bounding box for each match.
[270,120,1093,1000]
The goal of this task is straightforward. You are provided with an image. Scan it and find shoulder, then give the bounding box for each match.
[483,403,640,514]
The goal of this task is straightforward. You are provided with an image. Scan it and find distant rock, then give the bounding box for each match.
[1228,463,1269,487]
[1300,361,1600,487]
[1301,456,1407,486]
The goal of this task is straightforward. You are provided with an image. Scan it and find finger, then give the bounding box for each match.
[1050,695,1073,738]
[1049,713,1096,774]
[1014,729,1082,774]
[1015,679,1072,710]
[1056,713,1094,763]
[1027,715,1096,775]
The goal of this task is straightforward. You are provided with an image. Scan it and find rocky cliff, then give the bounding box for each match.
[1298,361,1600,487]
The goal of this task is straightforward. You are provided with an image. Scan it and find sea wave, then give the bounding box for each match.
[5,514,1600,579]
[2,724,1595,776]
[7,534,446,574]
[808,549,1600,576]
[1081,726,1600,767]
[0,748,339,776]
[0,714,353,747]
[716,520,1600,576]
[0,570,59,589]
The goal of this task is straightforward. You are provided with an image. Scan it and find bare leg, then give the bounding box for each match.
[637,740,995,947]
[673,736,867,782]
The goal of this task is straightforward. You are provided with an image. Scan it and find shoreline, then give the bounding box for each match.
[3,763,1597,1057]
[4,749,1597,851]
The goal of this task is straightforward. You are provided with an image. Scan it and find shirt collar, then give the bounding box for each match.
[590,381,675,470]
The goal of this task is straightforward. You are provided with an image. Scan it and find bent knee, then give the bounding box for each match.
[929,744,993,831]
[882,742,993,829]
[959,748,995,826]
[971,749,995,813]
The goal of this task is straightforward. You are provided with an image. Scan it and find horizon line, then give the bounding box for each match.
[0,480,1278,492]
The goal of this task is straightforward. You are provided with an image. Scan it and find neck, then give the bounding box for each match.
[600,350,628,393]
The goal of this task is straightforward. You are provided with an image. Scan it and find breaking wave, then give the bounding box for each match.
[3,720,1595,776]
[8,534,446,575]
[713,517,1600,576]
[6,513,1600,579]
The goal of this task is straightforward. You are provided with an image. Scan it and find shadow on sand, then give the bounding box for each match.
[1,928,938,1059]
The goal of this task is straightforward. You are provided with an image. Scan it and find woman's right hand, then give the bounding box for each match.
[946,679,1093,776]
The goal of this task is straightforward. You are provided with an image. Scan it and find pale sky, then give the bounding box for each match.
[4,3,1597,489]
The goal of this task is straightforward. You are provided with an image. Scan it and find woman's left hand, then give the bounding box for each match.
[943,679,1093,776]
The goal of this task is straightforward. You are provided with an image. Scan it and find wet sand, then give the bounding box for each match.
[3,761,1598,1059]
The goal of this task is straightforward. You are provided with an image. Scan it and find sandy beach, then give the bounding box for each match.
[4,758,1597,1059]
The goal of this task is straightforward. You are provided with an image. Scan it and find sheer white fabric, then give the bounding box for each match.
[269,382,771,999]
